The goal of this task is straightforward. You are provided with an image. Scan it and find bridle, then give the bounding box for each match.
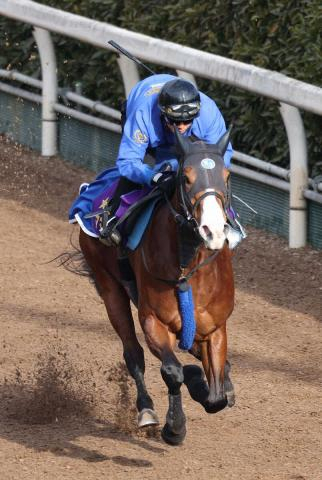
[178,155,228,222]
[141,146,230,289]
[166,146,229,236]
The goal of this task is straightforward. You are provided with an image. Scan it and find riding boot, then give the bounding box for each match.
[99,176,141,246]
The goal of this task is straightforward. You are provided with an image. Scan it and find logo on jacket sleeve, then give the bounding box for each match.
[144,84,163,96]
[133,129,148,144]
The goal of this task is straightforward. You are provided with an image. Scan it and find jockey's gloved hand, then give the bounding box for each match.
[152,171,176,194]
[159,162,173,173]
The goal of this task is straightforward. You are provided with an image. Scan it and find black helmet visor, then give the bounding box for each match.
[161,101,200,122]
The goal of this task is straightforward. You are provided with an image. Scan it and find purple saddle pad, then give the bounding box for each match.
[92,182,152,235]
[116,186,151,218]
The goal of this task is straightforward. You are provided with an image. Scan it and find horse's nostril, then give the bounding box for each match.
[201,225,213,240]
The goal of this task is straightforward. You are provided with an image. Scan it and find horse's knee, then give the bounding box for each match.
[161,361,184,394]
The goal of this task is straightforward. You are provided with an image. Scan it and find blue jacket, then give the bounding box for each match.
[117,74,233,185]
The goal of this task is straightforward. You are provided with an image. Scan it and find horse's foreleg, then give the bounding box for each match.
[184,324,235,413]
[201,323,230,413]
[144,315,186,445]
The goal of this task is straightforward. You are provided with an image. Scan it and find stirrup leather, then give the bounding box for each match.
[99,214,121,246]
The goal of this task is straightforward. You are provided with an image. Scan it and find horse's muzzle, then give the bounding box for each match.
[224,224,243,250]
[199,224,226,251]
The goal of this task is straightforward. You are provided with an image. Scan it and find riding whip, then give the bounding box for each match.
[108,40,156,75]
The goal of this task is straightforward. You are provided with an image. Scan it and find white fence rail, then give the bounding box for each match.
[1,0,322,114]
[1,68,321,196]
[1,0,322,247]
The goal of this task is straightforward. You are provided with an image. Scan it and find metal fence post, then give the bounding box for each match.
[117,55,140,97]
[176,70,197,87]
[33,27,58,156]
[279,103,308,248]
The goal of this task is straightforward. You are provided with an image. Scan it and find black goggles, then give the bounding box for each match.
[164,117,192,126]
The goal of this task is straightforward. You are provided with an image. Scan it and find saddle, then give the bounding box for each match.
[114,187,163,249]
[83,180,163,248]
[113,190,164,306]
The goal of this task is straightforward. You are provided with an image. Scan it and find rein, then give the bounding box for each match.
[141,237,220,289]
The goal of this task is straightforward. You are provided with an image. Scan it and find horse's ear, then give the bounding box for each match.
[217,124,233,156]
[174,126,191,158]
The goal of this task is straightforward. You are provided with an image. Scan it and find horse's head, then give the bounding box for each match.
[174,127,232,251]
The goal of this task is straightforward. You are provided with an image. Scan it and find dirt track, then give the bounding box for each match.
[0,136,321,480]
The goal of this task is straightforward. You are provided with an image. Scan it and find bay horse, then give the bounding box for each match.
[78,128,235,445]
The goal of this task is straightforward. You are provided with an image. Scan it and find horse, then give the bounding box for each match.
[78,127,235,445]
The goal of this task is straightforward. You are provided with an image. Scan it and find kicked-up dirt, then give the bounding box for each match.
[0,135,321,480]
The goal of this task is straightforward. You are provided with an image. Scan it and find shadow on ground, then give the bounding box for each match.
[0,349,164,467]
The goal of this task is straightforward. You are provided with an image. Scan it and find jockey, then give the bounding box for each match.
[101,73,239,244]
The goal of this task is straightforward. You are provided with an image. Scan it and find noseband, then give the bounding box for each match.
[180,182,227,220]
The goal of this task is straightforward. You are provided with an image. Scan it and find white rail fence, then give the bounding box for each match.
[0,0,322,248]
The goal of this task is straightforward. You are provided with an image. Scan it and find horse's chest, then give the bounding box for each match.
[196,306,226,333]
[194,287,234,336]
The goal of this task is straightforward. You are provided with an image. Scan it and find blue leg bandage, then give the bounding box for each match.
[177,285,196,350]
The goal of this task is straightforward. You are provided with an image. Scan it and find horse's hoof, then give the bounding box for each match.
[161,423,186,446]
[204,396,228,414]
[138,408,159,428]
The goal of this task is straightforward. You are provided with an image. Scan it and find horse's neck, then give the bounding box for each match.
[144,195,202,271]
[138,195,232,283]
[140,202,179,276]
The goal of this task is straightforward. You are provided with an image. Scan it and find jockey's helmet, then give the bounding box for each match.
[158,79,200,122]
